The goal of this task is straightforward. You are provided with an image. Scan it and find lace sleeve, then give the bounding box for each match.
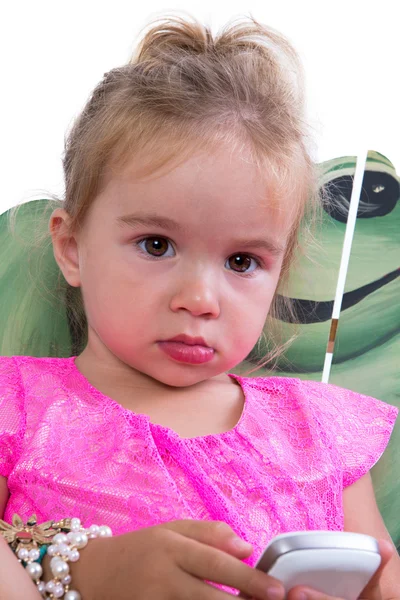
[0,357,25,478]
[300,379,398,488]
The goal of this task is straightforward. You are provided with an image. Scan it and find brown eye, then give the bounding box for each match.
[226,254,257,273]
[138,237,174,257]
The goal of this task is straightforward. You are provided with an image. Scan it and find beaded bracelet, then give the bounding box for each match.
[0,513,112,599]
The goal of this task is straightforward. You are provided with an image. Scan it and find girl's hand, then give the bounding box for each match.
[286,539,395,600]
[67,519,286,600]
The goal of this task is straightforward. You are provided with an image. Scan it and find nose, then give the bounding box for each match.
[169,270,220,318]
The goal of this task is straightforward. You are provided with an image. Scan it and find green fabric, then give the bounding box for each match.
[0,200,72,357]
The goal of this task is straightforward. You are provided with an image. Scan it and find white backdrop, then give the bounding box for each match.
[1,0,399,213]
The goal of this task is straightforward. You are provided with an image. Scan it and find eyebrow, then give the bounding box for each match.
[231,238,285,256]
[117,213,181,231]
[117,213,285,256]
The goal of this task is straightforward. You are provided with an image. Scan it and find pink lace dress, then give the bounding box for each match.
[0,356,397,573]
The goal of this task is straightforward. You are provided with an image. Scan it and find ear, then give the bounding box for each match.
[49,208,81,288]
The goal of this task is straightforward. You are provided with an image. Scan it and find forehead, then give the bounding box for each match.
[95,146,297,236]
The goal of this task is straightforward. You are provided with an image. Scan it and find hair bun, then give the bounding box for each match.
[133,14,214,62]
[132,13,304,111]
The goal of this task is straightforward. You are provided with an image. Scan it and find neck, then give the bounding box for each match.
[73,343,244,439]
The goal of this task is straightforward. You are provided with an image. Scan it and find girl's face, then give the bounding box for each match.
[61,145,293,387]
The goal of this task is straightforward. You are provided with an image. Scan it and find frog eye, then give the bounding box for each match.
[321,171,399,223]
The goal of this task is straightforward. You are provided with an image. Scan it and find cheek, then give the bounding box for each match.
[79,252,148,328]
[81,278,153,352]
[224,278,277,354]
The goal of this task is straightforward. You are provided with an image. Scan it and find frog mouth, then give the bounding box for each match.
[281,268,400,324]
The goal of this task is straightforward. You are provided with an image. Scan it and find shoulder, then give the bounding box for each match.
[234,374,398,445]
[0,355,72,368]
[0,356,76,478]
[234,374,397,416]
[231,374,327,437]
[232,374,330,416]
[232,374,303,398]
[0,355,74,378]
[0,355,76,403]
[237,374,398,482]
[0,356,23,397]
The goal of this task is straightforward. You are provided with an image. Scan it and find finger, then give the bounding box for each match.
[359,538,393,599]
[159,519,254,559]
[176,535,285,600]
[177,569,281,600]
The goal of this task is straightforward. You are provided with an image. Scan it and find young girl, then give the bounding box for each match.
[0,14,399,600]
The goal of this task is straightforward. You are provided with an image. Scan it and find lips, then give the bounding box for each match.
[166,334,210,347]
[158,334,214,364]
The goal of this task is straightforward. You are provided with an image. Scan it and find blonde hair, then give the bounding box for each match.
[61,13,319,365]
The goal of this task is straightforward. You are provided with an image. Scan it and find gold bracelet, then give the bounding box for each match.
[0,513,112,599]
[0,513,73,555]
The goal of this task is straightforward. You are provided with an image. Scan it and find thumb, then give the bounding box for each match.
[158,519,254,559]
[360,539,394,599]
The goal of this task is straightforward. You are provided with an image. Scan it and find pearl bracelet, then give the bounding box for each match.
[0,514,112,599]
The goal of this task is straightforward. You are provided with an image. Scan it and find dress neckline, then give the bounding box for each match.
[67,356,249,442]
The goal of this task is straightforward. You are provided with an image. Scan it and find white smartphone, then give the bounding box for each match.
[238,531,381,600]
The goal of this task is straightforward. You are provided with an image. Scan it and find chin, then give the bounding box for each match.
[158,372,213,388]
[145,365,223,388]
